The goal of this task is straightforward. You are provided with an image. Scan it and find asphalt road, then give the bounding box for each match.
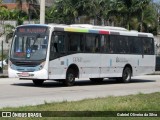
[0,75,160,108]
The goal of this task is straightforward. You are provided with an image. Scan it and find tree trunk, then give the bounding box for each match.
[140,10,144,32]
[127,14,130,30]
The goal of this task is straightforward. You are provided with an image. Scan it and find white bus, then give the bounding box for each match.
[8,24,155,86]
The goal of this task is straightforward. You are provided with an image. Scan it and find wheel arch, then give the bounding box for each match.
[123,64,133,76]
[66,64,79,78]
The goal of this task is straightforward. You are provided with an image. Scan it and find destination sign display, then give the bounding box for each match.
[17,27,48,34]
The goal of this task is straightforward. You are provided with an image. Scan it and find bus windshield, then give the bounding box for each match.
[11,26,49,61]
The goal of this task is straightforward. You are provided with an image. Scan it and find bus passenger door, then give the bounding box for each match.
[139,38,155,74]
[49,32,66,79]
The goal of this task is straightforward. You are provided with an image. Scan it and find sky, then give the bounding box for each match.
[153,0,160,3]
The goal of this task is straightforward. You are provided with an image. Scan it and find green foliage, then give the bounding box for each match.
[0,0,159,34]
[0,93,160,119]
[0,7,10,20]
[46,0,159,34]
[1,92,160,111]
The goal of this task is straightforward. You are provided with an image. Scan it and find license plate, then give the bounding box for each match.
[20,72,29,77]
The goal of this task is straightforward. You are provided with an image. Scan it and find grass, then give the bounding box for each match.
[0,92,160,119]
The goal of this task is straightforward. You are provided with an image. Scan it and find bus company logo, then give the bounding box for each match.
[2,112,12,117]
[116,57,128,63]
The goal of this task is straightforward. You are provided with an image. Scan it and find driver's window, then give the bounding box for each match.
[50,32,65,60]
[54,35,65,53]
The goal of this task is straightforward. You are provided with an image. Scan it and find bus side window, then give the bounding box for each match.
[68,34,78,52]
[94,35,101,52]
[110,36,117,53]
[50,33,55,59]
[68,33,84,52]
[117,36,130,54]
[129,36,139,54]
[85,34,101,53]
[143,38,154,55]
[50,32,65,59]
[54,35,65,53]
[80,35,85,52]
[101,35,110,53]
[53,36,58,52]
[85,35,93,52]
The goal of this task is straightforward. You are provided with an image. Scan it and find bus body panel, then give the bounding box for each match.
[48,53,155,80]
[48,54,101,79]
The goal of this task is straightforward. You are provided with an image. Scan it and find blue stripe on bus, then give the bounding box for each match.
[66,59,69,66]
[110,59,112,66]
[89,30,99,34]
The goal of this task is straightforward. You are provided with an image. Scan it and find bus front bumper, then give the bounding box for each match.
[8,67,48,80]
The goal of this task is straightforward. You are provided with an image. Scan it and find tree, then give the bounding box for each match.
[0,6,10,37]
[113,0,141,30]
[0,6,10,21]
[16,0,39,23]
[98,0,122,26]
[152,0,160,34]
[127,5,157,32]
[46,0,79,24]
[47,0,110,25]
[45,0,158,34]
[16,0,33,10]
[138,0,151,32]
[140,4,157,32]
[83,0,113,25]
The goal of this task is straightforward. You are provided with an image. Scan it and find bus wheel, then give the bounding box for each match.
[32,80,44,86]
[121,67,132,83]
[90,78,103,83]
[64,69,75,86]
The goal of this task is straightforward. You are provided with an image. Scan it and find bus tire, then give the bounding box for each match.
[120,67,132,83]
[32,80,44,86]
[90,78,103,83]
[64,69,75,86]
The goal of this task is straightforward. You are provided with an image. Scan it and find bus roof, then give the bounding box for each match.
[17,24,154,38]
